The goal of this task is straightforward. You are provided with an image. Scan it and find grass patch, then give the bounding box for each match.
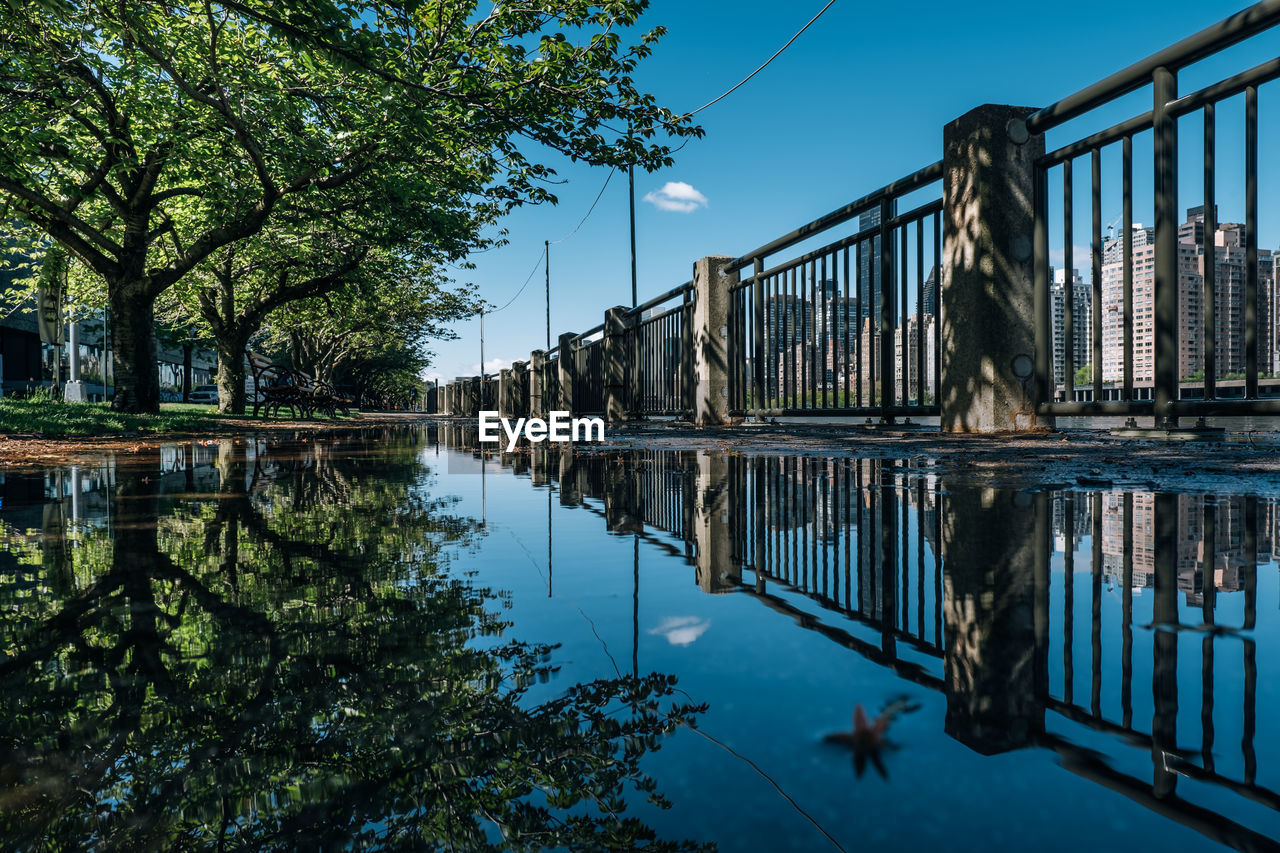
[0,397,359,438]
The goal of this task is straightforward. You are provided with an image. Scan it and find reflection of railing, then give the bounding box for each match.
[1046,491,1274,814]
[447,430,1280,848]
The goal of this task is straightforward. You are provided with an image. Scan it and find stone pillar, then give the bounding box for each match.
[694,451,738,593]
[942,484,1043,754]
[603,306,634,423]
[529,351,546,419]
[498,368,515,418]
[940,104,1049,432]
[510,360,528,418]
[557,332,577,414]
[692,256,736,426]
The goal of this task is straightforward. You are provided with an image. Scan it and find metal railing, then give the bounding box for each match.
[726,164,943,419]
[472,0,1280,429]
[630,282,692,416]
[572,326,605,415]
[543,347,560,409]
[1031,0,1280,421]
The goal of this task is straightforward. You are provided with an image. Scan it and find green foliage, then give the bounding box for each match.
[0,0,699,411]
[1073,364,1092,385]
[0,398,354,436]
[0,432,708,849]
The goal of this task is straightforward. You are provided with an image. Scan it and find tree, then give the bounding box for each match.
[0,1,699,412]
[1073,364,1091,386]
[260,258,474,407]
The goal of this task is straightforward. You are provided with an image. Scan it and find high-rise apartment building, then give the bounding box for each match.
[1101,209,1275,386]
[1050,267,1092,387]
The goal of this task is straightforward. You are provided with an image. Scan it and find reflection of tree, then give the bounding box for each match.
[0,433,707,851]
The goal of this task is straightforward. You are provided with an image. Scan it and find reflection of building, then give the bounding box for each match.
[1094,492,1271,606]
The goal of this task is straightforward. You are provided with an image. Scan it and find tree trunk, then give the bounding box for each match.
[109,286,161,413]
[182,344,193,402]
[215,336,249,414]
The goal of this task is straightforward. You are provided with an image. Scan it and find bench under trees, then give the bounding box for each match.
[247,353,352,419]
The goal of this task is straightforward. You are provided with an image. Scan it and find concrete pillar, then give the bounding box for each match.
[694,451,738,593]
[942,484,1043,754]
[511,360,528,418]
[940,104,1049,432]
[529,351,546,419]
[603,306,634,423]
[692,256,736,426]
[498,368,515,418]
[557,332,577,414]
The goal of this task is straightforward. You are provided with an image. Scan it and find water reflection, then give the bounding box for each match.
[436,422,1280,851]
[0,432,706,850]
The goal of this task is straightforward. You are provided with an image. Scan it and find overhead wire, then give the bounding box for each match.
[479,0,838,315]
[686,0,839,116]
[483,165,616,315]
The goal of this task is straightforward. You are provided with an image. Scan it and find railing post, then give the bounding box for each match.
[557,332,577,414]
[692,255,737,425]
[498,368,515,418]
[603,306,634,423]
[1152,66,1179,426]
[466,376,481,418]
[879,198,895,418]
[752,257,766,414]
[941,104,1050,432]
[511,360,528,418]
[529,350,546,418]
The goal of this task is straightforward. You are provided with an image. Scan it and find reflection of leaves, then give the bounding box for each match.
[0,430,710,851]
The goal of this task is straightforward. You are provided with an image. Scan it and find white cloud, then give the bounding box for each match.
[648,616,710,646]
[643,181,708,213]
[469,357,512,376]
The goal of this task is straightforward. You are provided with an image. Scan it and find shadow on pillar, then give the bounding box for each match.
[942,483,1045,754]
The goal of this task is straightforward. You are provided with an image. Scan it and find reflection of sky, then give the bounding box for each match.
[649,616,710,647]
[434,442,1280,850]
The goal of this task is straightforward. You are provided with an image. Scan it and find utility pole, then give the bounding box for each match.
[479,308,485,379]
[629,165,637,307]
[544,240,551,349]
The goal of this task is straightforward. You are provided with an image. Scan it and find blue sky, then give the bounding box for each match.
[429,0,1279,381]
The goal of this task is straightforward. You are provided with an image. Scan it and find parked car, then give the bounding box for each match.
[188,384,219,405]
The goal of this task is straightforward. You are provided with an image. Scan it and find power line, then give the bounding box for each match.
[549,166,617,245]
[686,0,839,116]
[487,244,545,314]
[484,165,617,315]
